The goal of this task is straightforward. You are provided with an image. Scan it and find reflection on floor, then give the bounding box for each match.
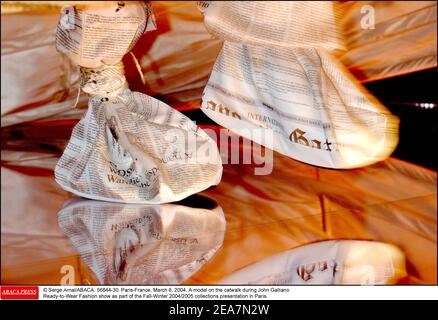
[1,131,436,285]
[58,196,225,284]
[219,240,407,285]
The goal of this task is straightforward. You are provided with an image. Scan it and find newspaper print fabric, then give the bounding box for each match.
[54,1,223,203]
[199,1,399,169]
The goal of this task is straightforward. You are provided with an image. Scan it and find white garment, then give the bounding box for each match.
[199,1,399,169]
[53,1,223,203]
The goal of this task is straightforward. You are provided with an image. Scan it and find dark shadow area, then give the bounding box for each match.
[365,68,437,171]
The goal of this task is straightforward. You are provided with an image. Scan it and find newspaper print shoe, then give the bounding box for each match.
[199,1,399,169]
[54,82,223,203]
[219,240,407,285]
[54,2,222,203]
[201,43,399,169]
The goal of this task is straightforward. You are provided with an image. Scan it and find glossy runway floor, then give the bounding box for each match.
[1,1,437,287]
[1,127,436,285]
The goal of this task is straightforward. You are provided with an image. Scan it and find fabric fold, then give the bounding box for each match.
[54,1,222,203]
[199,1,399,169]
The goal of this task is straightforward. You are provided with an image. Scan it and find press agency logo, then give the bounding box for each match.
[1,286,39,299]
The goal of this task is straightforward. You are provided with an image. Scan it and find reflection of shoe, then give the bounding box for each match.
[58,195,226,284]
[219,240,407,285]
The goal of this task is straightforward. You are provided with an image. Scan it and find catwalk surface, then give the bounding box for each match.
[2,125,436,285]
[1,1,436,285]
